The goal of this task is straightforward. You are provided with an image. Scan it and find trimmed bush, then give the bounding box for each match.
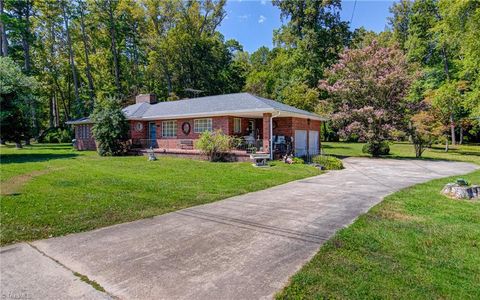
[312,155,344,170]
[292,157,304,164]
[362,141,390,157]
[195,129,233,162]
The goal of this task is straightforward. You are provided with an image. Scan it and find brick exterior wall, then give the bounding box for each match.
[77,115,322,155]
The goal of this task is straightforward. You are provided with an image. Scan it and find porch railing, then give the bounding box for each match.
[131,138,265,153]
[232,138,263,153]
[131,139,158,149]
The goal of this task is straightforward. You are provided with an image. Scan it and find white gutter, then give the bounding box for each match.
[270,111,281,160]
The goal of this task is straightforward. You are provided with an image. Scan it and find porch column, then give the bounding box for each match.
[262,113,271,154]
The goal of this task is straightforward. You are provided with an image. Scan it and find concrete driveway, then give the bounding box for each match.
[1,158,477,300]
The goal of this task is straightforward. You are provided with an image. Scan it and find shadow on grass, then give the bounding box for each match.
[321,144,351,149]
[0,153,78,164]
[326,153,459,163]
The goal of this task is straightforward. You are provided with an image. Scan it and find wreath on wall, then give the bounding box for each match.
[182,122,191,135]
[135,122,143,132]
[272,120,278,129]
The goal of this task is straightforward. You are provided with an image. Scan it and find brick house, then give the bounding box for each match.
[67,93,326,160]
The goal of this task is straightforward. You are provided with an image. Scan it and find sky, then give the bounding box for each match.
[218,0,396,53]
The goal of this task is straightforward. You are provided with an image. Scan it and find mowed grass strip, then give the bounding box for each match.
[0,144,321,245]
[277,145,480,299]
[322,142,480,165]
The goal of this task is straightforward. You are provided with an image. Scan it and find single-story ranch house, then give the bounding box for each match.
[67,93,326,161]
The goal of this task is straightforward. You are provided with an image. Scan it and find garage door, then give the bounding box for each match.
[309,130,319,155]
[294,130,307,157]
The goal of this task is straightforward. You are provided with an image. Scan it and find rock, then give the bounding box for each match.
[441,183,480,200]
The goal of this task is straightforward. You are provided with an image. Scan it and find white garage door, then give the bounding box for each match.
[309,130,319,155]
[294,130,307,157]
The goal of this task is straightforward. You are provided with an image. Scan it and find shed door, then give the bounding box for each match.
[294,130,307,157]
[309,130,319,155]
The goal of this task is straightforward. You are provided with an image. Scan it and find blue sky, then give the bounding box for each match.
[219,0,396,53]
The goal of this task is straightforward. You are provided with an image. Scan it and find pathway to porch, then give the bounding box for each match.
[1,158,477,299]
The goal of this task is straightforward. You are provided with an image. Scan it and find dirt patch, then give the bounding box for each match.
[1,168,58,196]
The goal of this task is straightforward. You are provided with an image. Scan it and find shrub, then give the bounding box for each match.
[312,155,344,170]
[39,128,72,143]
[362,141,390,157]
[292,157,304,164]
[195,129,233,162]
[91,97,129,156]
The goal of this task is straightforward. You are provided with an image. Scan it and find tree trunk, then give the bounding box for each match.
[53,91,60,127]
[445,139,449,152]
[22,1,32,74]
[107,0,121,93]
[25,138,30,145]
[0,0,8,56]
[62,1,80,107]
[459,126,463,145]
[15,140,22,148]
[49,92,54,128]
[79,1,95,108]
[450,113,456,145]
[415,144,422,158]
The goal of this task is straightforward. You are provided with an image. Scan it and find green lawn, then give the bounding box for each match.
[0,143,321,245]
[322,142,480,165]
[278,142,480,299]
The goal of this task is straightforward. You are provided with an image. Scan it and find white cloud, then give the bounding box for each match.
[258,15,266,24]
[260,0,267,5]
[238,14,250,21]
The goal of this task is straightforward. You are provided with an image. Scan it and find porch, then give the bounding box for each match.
[131,144,258,162]
[129,114,322,161]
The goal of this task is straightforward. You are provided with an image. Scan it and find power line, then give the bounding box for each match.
[350,0,358,23]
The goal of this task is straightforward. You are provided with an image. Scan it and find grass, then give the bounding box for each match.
[322,142,480,165]
[278,141,480,299]
[0,143,321,245]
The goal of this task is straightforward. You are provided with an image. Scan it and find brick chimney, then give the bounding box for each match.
[135,94,157,104]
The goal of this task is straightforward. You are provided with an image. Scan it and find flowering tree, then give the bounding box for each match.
[319,41,414,156]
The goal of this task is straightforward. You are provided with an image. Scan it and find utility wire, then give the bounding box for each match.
[350,0,358,23]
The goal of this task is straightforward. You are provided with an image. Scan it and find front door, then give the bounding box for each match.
[149,122,157,148]
[248,119,256,137]
[294,130,307,157]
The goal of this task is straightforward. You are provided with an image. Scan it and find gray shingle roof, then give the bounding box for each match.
[127,93,326,120]
[66,93,326,125]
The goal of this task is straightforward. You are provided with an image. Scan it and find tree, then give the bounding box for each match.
[319,41,413,156]
[410,109,445,157]
[0,0,8,56]
[91,96,129,156]
[272,0,350,84]
[390,0,480,146]
[388,0,413,51]
[0,57,37,147]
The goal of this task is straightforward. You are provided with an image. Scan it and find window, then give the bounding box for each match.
[162,120,177,137]
[234,118,241,134]
[194,118,212,133]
